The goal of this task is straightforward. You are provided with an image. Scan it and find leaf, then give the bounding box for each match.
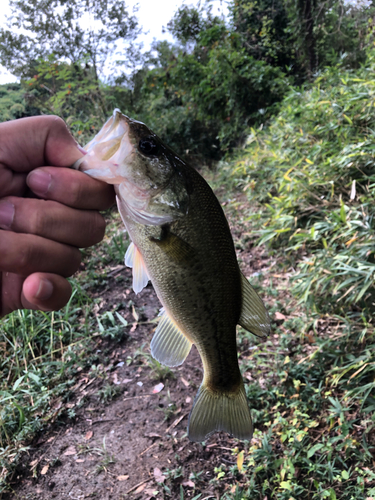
[84,431,93,441]
[40,465,49,475]
[63,446,77,456]
[154,467,165,483]
[275,312,286,320]
[117,475,129,481]
[307,443,324,458]
[341,470,349,480]
[237,450,244,471]
[280,481,292,490]
[181,377,190,387]
[132,305,139,322]
[182,480,195,488]
[135,484,147,494]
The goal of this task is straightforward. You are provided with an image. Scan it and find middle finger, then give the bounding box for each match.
[0,196,106,247]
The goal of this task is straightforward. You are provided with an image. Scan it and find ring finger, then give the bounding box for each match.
[0,196,106,247]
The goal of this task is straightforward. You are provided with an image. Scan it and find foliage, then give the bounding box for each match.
[25,56,116,142]
[285,0,373,76]
[134,5,290,162]
[229,45,375,316]
[0,83,40,121]
[0,0,140,80]
[214,305,375,500]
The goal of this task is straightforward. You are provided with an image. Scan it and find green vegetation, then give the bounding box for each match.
[231,45,375,318]
[1,0,375,497]
[0,83,39,121]
[0,214,129,492]
[210,45,375,500]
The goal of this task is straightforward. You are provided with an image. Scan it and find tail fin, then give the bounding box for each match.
[187,383,253,442]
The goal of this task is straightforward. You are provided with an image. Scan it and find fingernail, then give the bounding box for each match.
[35,278,54,301]
[27,170,52,196]
[0,201,15,229]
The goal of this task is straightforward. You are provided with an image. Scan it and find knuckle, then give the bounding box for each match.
[70,179,84,207]
[29,205,46,235]
[17,241,36,275]
[80,211,106,247]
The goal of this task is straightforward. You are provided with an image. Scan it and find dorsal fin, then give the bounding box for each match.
[239,273,270,338]
[151,309,192,367]
[124,242,150,294]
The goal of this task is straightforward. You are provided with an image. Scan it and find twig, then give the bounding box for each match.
[123,395,152,401]
[125,478,152,494]
[165,414,187,434]
[139,442,158,456]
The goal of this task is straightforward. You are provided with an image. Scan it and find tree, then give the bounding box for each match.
[0,0,140,80]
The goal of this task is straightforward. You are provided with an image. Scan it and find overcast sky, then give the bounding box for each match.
[0,0,228,85]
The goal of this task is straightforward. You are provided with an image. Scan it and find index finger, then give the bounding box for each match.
[27,166,115,210]
[0,115,82,173]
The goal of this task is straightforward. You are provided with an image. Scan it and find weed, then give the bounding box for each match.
[96,383,122,404]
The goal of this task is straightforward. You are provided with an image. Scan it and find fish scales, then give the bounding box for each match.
[75,109,271,442]
[122,166,243,393]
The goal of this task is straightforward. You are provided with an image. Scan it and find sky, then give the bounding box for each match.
[0,0,228,85]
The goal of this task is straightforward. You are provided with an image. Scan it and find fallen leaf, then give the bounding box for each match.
[113,373,121,385]
[122,378,133,384]
[132,305,139,322]
[144,488,159,499]
[63,445,77,456]
[76,459,85,463]
[47,436,55,443]
[135,483,147,494]
[29,459,38,468]
[117,475,129,481]
[152,382,164,394]
[185,396,191,404]
[154,467,165,483]
[275,312,286,321]
[237,450,244,471]
[146,432,162,439]
[40,465,49,475]
[181,377,189,387]
[182,480,195,488]
[84,431,93,441]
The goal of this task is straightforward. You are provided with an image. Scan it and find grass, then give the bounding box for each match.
[2,52,375,497]
[0,209,130,493]
[206,47,375,500]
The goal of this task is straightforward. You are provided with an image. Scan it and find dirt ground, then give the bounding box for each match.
[5,196,280,500]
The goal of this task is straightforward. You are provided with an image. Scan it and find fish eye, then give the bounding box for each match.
[139,136,159,156]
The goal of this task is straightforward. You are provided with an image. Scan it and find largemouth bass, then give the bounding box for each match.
[75,109,270,442]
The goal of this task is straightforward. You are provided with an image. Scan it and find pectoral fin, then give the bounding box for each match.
[151,309,192,367]
[239,273,270,338]
[151,226,195,264]
[124,242,150,294]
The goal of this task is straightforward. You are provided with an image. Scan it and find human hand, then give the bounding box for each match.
[0,115,115,317]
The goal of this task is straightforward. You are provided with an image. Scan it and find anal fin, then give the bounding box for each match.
[124,241,150,294]
[239,273,270,338]
[151,309,192,367]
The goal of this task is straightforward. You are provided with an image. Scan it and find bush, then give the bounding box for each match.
[232,47,375,315]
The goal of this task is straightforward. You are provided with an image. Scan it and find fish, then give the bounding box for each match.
[74,109,270,442]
